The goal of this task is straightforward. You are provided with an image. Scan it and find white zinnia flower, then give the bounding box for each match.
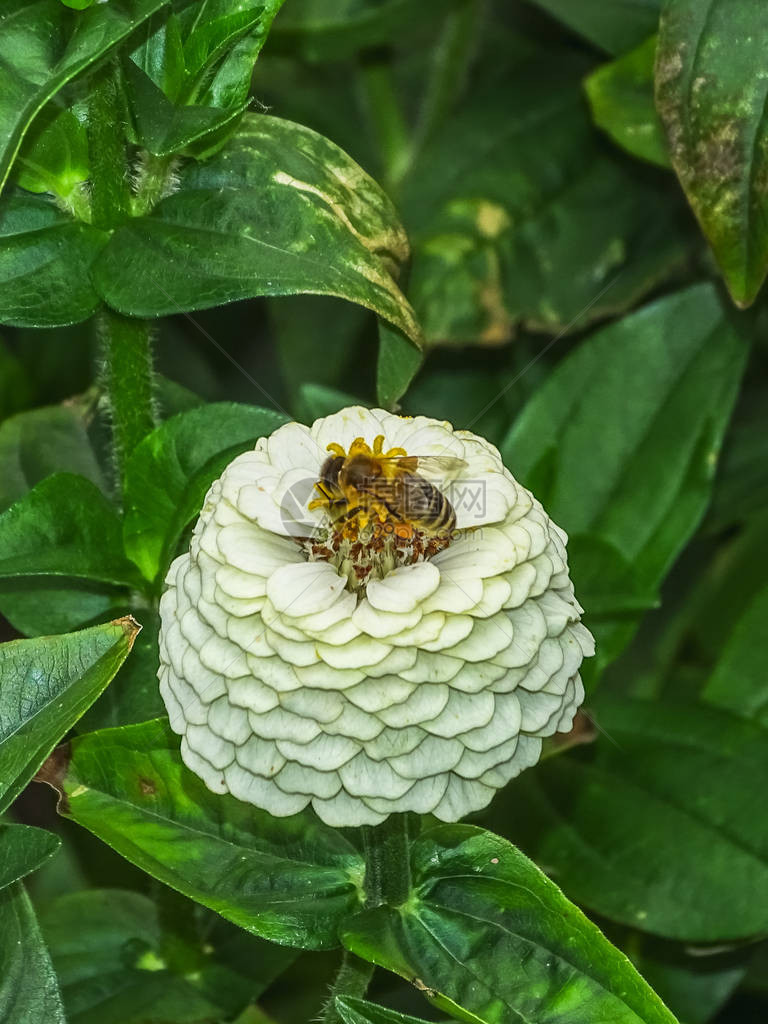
[158,406,593,827]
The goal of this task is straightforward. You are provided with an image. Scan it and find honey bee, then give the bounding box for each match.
[309,435,466,538]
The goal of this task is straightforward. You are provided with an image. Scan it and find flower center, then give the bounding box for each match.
[303,434,454,593]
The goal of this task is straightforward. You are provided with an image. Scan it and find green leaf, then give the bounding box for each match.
[707,383,768,531]
[0,194,106,327]
[0,616,139,813]
[376,321,423,411]
[129,11,185,98]
[94,114,421,342]
[271,0,459,61]
[0,474,139,586]
[0,339,32,421]
[40,888,294,1024]
[270,294,368,415]
[13,104,89,196]
[343,824,677,1024]
[626,937,747,1024]
[702,584,768,726]
[656,0,768,306]
[501,284,748,673]
[404,56,687,345]
[122,402,288,584]
[123,58,244,156]
[529,0,661,55]
[0,884,65,1023]
[0,404,106,513]
[498,699,768,942]
[585,35,670,167]
[0,0,169,192]
[335,997,433,1024]
[0,581,124,638]
[299,383,365,421]
[56,718,364,949]
[0,824,60,891]
[179,0,284,102]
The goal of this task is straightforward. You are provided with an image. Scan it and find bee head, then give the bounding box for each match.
[319,454,345,487]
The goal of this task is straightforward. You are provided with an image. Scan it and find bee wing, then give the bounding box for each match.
[412,455,467,481]
[378,455,467,475]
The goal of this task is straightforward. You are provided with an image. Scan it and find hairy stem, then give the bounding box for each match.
[98,309,157,491]
[87,62,130,228]
[321,950,375,1024]
[362,812,414,908]
[88,63,157,489]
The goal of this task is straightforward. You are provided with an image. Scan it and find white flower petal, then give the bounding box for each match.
[158,407,593,826]
[366,562,440,613]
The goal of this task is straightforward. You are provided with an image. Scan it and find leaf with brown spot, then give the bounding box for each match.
[656,0,768,306]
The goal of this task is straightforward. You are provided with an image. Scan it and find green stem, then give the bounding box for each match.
[87,62,130,228]
[88,63,157,489]
[98,309,157,490]
[321,950,375,1024]
[358,51,411,194]
[361,812,414,908]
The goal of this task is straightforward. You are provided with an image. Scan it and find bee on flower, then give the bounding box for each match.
[158,406,594,827]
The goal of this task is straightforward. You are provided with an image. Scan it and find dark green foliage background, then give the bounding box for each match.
[1,1,768,1022]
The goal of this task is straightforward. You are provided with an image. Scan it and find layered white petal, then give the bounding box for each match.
[158,407,593,826]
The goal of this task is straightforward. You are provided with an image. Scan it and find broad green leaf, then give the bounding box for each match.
[0,474,139,586]
[93,114,421,342]
[178,0,284,105]
[55,718,364,949]
[403,56,687,345]
[0,0,168,192]
[0,824,60,891]
[0,616,139,812]
[0,404,106,513]
[686,513,768,674]
[585,36,669,167]
[567,535,660,677]
[377,322,423,411]
[0,580,123,638]
[0,194,106,327]
[707,371,768,531]
[40,889,295,1024]
[702,584,768,725]
[567,536,659,619]
[271,0,459,61]
[656,0,768,307]
[498,699,768,942]
[343,824,677,1024]
[129,12,186,99]
[123,58,244,156]
[0,883,65,1023]
[335,997,433,1024]
[501,284,748,675]
[0,340,32,421]
[13,104,89,196]
[122,402,288,584]
[626,936,747,1024]
[269,294,368,416]
[529,0,661,55]
[299,383,364,421]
